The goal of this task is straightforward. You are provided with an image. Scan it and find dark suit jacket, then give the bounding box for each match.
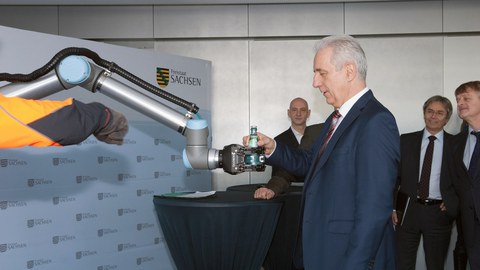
[396,130,458,218]
[265,124,324,195]
[449,129,480,249]
[301,123,324,149]
[268,90,399,270]
[275,127,300,148]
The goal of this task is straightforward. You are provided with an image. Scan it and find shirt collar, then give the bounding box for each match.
[337,87,369,118]
[290,126,303,137]
[423,128,444,142]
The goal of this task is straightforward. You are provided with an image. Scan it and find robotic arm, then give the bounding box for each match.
[0,47,264,175]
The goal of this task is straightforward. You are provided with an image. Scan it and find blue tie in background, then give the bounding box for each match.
[468,131,480,178]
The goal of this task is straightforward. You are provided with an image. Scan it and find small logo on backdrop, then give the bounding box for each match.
[97,228,118,237]
[26,259,52,269]
[97,192,118,200]
[136,256,154,266]
[52,235,76,244]
[117,243,136,252]
[76,250,98,260]
[136,155,154,163]
[27,218,52,228]
[76,175,98,184]
[97,264,118,270]
[52,196,76,205]
[156,68,170,88]
[0,200,27,210]
[27,178,53,187]
[52,157,75,166]
[97,156,118,164]
[0,242,27,253]
[136,189,154,197]
[136,223,155,231]
[154,171,171,178]
[1,158,27,167]
[76,212,98,221]
[154,138,171,145]
[186,170,202,177]
[117,208,137,216]
[117,173,137,181]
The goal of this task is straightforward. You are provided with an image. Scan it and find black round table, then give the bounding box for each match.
[153,191,283,270]
[226,184,303,270]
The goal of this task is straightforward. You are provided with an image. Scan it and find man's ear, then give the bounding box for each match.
[345,63,356,82]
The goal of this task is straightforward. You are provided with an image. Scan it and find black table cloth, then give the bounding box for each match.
[153,191,283,270]
[226,184,303,270]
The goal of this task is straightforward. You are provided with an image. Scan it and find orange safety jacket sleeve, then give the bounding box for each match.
[0,94,109,148]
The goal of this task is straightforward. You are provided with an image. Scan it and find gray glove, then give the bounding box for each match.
[94,108,129,145]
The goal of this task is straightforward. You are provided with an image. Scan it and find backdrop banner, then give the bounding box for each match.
[0,25,212,270]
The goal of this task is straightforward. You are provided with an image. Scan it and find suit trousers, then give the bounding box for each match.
[396,201,454,270]
[467,218,480,270]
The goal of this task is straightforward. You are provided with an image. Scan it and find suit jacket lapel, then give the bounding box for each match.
[303,110,335,188]
[454,131,472,184]
[316,90,373,168]
[440,132,452,192]
[408,131,423,192]
[286,129,299,148]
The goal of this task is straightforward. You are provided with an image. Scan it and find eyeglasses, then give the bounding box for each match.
[425,109,447,118]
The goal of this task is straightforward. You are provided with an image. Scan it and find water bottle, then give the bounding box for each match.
[248,125,258,148]
[246,125,260,166]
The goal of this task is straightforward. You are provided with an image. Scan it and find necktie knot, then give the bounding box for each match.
[428,135,436,142]
[333,110,341,120]
[471,131,480,140]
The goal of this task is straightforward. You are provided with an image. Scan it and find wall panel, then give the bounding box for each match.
[444,36,480,132]
[154,5,248,38]
[249,39,324,135]
[359,36,444,134]
[345,1,442,35]
[59,6,153,39]
[249,3,343,37]
[444,0,480,33]
[0,6,58,34]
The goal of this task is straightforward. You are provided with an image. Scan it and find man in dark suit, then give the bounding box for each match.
[276,97,311,147]
[449,81,480,270]
[244,35,399,270]
[255,97,323,199]
[392,95,458,270]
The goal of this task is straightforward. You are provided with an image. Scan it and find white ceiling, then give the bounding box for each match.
[0,0,423,5]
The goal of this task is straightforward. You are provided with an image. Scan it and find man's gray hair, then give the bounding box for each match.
[314,35,367,81]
